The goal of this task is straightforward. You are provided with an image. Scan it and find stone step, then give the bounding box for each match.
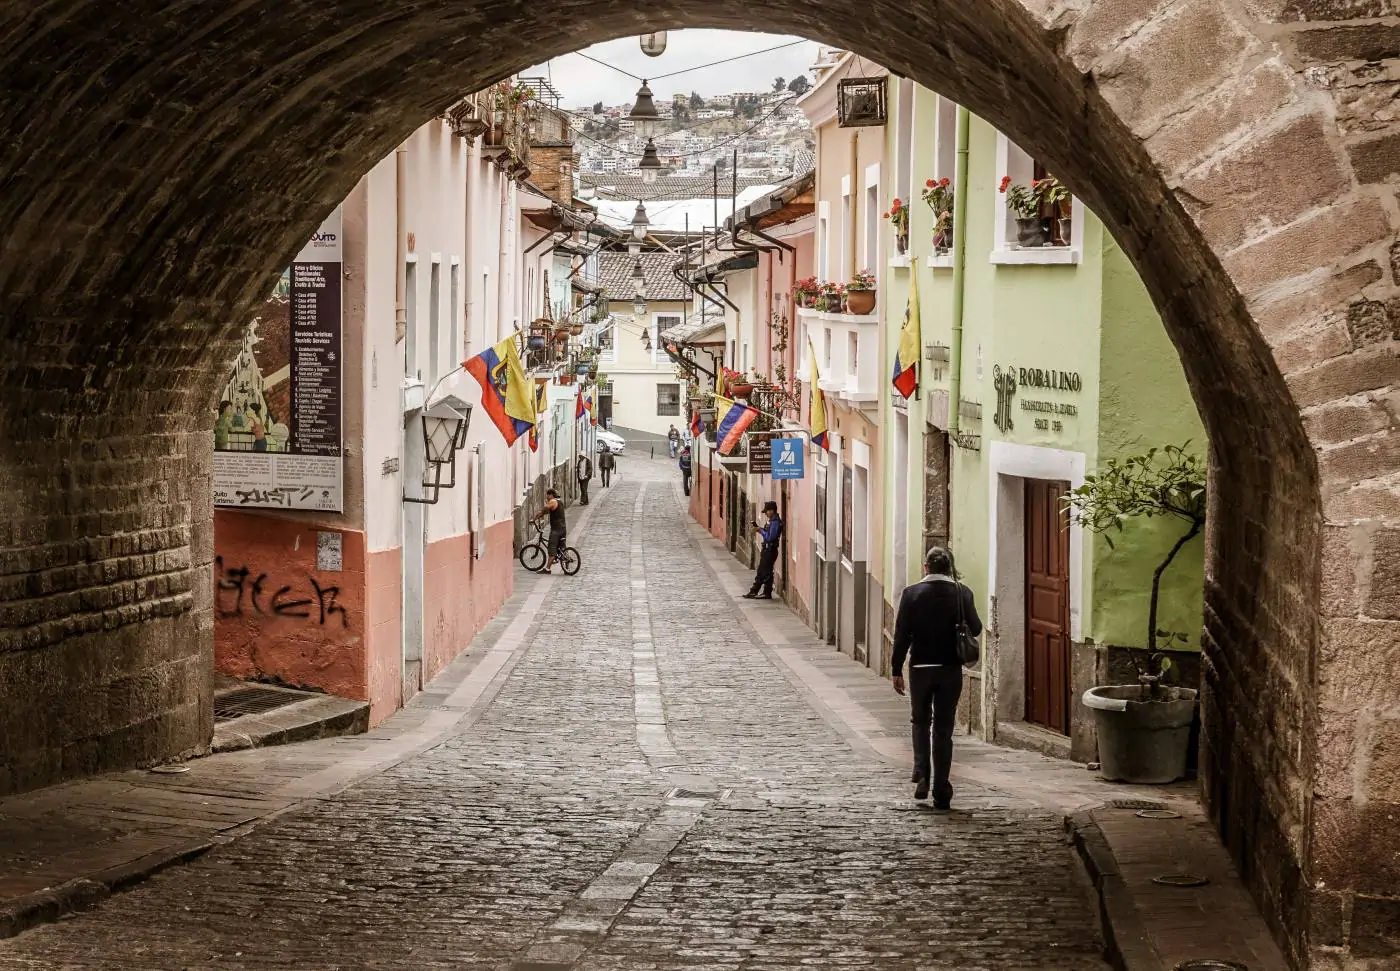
[211,681,369,753]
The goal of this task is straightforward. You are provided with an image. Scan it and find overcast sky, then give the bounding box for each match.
[527,32,823,110]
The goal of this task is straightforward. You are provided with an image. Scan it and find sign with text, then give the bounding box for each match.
[747,432,774,475]
[771,438,806,480]
[214,208,344,511]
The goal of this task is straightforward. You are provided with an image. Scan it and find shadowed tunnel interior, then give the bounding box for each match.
[4,0,1399,966]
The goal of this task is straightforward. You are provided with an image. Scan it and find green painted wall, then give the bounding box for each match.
[1091,237,1206,651]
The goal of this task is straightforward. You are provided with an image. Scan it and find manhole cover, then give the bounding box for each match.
[1137,809,1183,820]
[148,764,190,775]
[1176,962,1248,971]
[1154,873,1211,887]
[1105,799,1168,811]
[213,686,306,722]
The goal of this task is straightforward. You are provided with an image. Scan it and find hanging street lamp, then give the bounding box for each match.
[631,201,649,243]
[631,258,646,296]
[639,32,667,57]
[628,80,660,139]
[638,138,662,184]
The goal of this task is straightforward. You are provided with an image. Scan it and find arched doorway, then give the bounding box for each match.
[0,3,1394,965]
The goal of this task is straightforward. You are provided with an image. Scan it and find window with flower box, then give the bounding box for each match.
[992,134,1082,265]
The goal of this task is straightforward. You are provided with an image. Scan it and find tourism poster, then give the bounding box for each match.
[213,208,344,512]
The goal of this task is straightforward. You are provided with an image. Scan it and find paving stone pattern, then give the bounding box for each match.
[0,462,1107,970]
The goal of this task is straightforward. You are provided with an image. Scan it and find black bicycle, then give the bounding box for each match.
[517,518,582,575]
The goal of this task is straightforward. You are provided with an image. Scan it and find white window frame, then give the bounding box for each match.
[597,318,618,365]
[991,133,1084,266]
[862,162,880,275]
[840,174,851,281]
[818,201,831,283]
[653,312,682,365]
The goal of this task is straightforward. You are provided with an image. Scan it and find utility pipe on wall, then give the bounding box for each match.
[947,106,971,439]
[395,143,408,345]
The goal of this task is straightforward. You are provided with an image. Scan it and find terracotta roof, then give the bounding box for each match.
[596,251,690,302]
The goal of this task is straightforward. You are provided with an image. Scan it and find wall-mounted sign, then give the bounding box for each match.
[993,362,1083,436]
[747,432,774,475]
[214,208,344,511]
[771,438,805,480]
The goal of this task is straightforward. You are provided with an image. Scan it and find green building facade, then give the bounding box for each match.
[878,83,1207,761]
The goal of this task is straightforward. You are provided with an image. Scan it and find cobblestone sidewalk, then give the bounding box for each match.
[0,456,1126,969]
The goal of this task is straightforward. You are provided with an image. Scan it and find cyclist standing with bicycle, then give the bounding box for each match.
[533,488,568,573]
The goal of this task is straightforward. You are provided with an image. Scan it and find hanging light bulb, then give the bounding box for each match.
[631,201,649,243]
[639,138,662,185]
[639,32,667,57]
[628,80,660,139]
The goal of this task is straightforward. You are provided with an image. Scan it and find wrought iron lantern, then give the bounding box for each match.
[631,201,649,242]
[628,80,660,138]
[639,138,662,184]
[836,77,888,128]
[405,395,473,504]
[639,32,667,57]
[634,296,648,318]
[631,258,646,295]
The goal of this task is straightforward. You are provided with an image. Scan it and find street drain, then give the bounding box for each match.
[1136,809,1183,820]
[213,686,307,722]
[1175,962,1248,971]
[1104,799,1168,811]
[1153,873,1211,887]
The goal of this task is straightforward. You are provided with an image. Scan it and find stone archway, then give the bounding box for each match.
[0,1,1396,964]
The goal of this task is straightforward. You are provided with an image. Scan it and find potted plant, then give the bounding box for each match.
[883,197,910,255]
[1065,443,1206,785]
[1038,176,1072,245]
[845,269,877,315]
[815,281,845,313]
[794,276,819,308]
[569,322,584,337]
[922,177,954,252]
[999,175,1045,247]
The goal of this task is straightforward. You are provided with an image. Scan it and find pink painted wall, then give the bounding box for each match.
[366,547,402,726]
[421,520,514,685]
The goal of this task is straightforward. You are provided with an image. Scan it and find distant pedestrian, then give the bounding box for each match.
[667,424,681,458]
[576,451,593,505]
[598,445,616,487]
[678,445,692,496]
[891,547,983,809]
[742,501,782,600]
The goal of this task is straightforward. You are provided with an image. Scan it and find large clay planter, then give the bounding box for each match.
[1082,685,1198,784]
[729,383,754,399]
[846,289,877,315]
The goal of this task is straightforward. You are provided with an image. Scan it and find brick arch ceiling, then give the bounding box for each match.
[3,1,1395,967]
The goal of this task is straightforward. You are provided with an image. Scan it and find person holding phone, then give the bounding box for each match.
[741,501,783,600]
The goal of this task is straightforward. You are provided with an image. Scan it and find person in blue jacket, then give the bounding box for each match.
[742,501,783,600]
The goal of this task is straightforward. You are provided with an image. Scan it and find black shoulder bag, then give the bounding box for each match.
[952,578,981,667]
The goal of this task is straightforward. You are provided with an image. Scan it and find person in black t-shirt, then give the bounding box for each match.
[891,547,983,808]
[533,489,567,573]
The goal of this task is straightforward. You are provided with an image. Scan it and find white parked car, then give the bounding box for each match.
[595,430,627,454]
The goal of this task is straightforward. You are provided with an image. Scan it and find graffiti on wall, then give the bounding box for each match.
[215,557,350,627]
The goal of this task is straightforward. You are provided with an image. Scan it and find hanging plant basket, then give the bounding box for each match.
[570,323,584,336]
[527,335,547,351]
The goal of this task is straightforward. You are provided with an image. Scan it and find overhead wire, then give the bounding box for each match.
[564,38,809,85]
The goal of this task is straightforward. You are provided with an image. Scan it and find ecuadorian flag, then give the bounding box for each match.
[528,380,547,453]
[583,388,597,427]
[714,395,758,455]
[465,335,534,446]
[575,387,585,420]
[808,337,829,450]
[690,407,703,439]
[892,267,921,399]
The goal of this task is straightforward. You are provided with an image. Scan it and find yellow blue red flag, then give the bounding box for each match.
[892,268,921,399]
[714,395,758,455]
[464,335,534,446]
[808,337,829,449]
[527,380,547,453]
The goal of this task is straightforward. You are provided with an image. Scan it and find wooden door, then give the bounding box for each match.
[1025,479,1071,734]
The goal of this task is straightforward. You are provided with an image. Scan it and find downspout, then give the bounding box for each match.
[395,143,407,344]
[947,106,970,439]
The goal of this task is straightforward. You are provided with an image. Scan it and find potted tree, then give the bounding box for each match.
[884,197,910,255]
[845,269,877,315]
[999,175,1045,247]
[922,177,954,253]
[1065,444,1206,785]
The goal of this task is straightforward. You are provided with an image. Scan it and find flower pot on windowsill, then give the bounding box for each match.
[1054,217,1073,247]
[1015,217,1046,248]
[896,231,909,256]
[729,383,754,399]
[846,289,876,315]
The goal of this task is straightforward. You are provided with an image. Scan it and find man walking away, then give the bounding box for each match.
[667,424,681,458]
[891,547,983,808]
[678,445,692,496]
[598,445,616,487]
[576,451,593,505]
[532,489,567,573]
[742,501,782,600]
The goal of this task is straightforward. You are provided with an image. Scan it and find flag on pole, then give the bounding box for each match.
[690,406,703,440]
[713,395,758,455]
[527,380,547,453]
[464,335,534,446]
[808,337,829,450]
[892,267,921,399]
[583,388,597,426]
[575,386,585,420]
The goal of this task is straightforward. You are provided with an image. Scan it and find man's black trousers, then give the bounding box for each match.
[909,665,963,805]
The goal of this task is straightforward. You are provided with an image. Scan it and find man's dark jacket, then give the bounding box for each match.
[891,576,983,671]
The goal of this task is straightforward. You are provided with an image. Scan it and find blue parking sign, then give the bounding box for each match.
[771,438,805,480]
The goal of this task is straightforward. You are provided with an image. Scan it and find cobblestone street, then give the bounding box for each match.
[0,458,1111,970]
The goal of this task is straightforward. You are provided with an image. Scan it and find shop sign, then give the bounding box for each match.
[214,208,344,511]
[747,432,774,475]
[993,362,1083,435]
[771,438,805,480]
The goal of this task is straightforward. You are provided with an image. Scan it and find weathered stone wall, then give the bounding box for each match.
[1,0,1398,964]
